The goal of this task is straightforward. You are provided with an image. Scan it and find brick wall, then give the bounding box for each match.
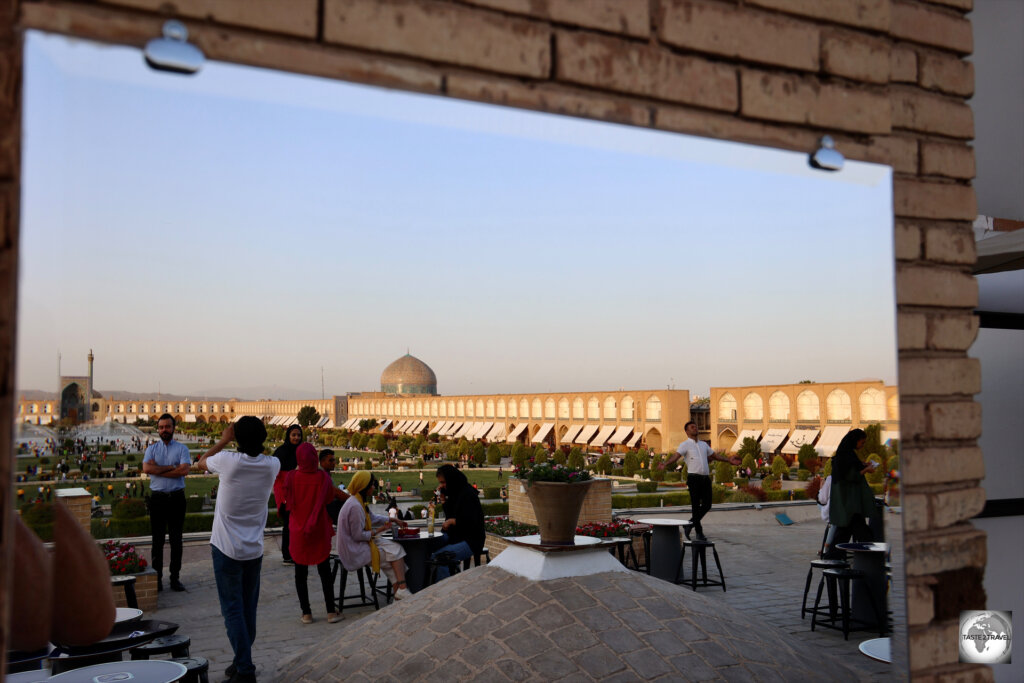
[1,1,988,677]
[113,568,159,613]
[508,477,612,526]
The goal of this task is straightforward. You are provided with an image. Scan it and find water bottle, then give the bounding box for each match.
[427,502,435,534]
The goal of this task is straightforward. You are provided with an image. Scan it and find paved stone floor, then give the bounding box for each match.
[149,503,905,681]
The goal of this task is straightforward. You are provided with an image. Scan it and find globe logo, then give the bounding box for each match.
[959,610,1012,664]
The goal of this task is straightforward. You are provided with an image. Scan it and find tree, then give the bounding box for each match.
[471,441,486,466]
[737,437,760,463]
[623,452,639,477]
[797,443,820,473]
[357,418,378,431]
[486,443,502,465]
[511,442,529,469]
[771,455,788,478]
[371,434,387,452]
[595,454,612,474]
[860,423,888,463]
[550,449,566,466]
[296,405,321,428]
[714,460,735,484]
[567,449,585,471]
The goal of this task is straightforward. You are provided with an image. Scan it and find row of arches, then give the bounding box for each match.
[719,388,895,422]
[350,395,664,422]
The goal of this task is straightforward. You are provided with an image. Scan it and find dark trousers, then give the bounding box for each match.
[295,559,334,615]
[279,507,291,561]
[687,474,713,536]
[150,490,186,580]
[833,514,874,547]
[211,545,262,676]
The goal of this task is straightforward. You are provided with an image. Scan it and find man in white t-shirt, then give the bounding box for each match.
[195,417,279,683]
[659,421,740,541]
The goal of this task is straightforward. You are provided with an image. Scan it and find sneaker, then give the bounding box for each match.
[392,588,411,601]
[170,579,186,592]
[300,614,313,624]
[327,612,342,624]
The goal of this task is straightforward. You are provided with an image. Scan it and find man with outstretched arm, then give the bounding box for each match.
[194,418,279,683]
[659,421,740,541]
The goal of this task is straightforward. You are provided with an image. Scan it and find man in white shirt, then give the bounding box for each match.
[195,417,279,683]
[659,421,740,541]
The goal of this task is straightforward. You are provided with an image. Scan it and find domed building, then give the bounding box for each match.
[380,353,437,396]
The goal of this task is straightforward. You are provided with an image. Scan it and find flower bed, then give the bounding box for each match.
[575,518,637,538]
[483,516,538,537]
[102,540,148,575]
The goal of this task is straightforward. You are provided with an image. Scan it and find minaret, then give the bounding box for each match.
[88,349,94,397]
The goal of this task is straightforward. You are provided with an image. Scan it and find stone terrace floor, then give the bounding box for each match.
[151,503,904,681]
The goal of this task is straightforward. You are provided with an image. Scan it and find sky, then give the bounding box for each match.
[17,31,898,399]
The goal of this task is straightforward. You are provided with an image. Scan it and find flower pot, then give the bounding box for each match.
[526,480,594,545]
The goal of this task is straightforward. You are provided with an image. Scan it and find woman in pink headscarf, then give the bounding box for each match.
[284,443,337,624]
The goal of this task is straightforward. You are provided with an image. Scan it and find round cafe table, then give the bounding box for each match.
[393,530,444,593]
[115,607,144,624]
[637,518,693,583]
[859,637,891,663]
[49,659,188,682]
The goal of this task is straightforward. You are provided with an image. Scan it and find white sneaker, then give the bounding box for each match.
[393,588,411,601]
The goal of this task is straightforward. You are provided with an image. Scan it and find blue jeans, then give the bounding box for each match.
[211,545,262,676]
[430,540,474,580]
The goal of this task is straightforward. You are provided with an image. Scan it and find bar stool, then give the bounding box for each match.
[677,539,725,591]
[129,634,191,660]
[801,558,849,619]
[170,656,210,683]
[627,524,652,573]
[810,568,885,640]
[111,574,138,609]
[331,556,388,611]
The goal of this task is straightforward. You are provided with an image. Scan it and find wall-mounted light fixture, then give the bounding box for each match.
[809,135,844,172]
[144,20,204,75]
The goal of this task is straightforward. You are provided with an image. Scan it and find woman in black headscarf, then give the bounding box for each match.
[272,424,303,564]
[429,464,485,581]
[828,428,877,545]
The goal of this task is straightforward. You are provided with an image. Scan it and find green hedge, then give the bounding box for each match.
[91,510,285,539]
[185,496,204,513]
[635,482,658,493]
[611,492,691,508]
[481,502,509,516]
[482,487,502,499]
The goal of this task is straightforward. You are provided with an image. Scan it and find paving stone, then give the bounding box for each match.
[527,648,579,678]
[623,647,675,678]
[524,602,575,630]
[571,645,627,678]
[598,626,645,652]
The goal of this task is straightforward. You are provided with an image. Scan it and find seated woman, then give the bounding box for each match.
[336,471,411,600]
[430,464,485,581]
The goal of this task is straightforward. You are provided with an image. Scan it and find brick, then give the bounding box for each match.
[924,225,976,264]
[462,0,650,37]
[903,493,929,532]
[100,0,319,37]
[919,50,973,97]
[905,525,986,575]
[928,313,979,350]
[841,134,916,174]
[655,106,817,152]
[898,312,927,349]
[931,487,986,527]
[907,581,935,625]
[893,178,976,220]
[890,1,972,54]
[740,69,890,134]
[323,0,551,78]
[658,0,819,71]
[890,45,918,83]
[894,221,922,260]
[445,73,650,127]
[926,401,981,439]
[898,357,980,396]
[900,401,926,442]
[920,141,975,180]
[746,0,889,31]
[556,31,737,111]
[903,446,984,485]
[820,29,889,84]
[910,622,960,669]
[891,86,973,138]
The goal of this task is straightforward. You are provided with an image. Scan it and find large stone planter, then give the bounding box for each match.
[526,480,594,545]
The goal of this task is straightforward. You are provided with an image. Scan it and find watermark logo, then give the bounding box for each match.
[959,610,1012,664]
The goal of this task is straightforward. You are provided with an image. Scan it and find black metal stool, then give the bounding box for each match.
[801,558,849,619]
[332,558,388,611]
[627,524,652,573]
[112,574,139,609]
[427,550,462,585]
[129,634,191,660]
[677,539,725,591]
[170,656,210,683]
[810,568,885,640]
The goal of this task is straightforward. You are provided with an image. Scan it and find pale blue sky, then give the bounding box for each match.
[17,31,897,398]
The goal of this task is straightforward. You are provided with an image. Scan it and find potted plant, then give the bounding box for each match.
[514,461,593,545]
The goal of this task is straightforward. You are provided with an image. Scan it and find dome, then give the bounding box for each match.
[380,353,437,395]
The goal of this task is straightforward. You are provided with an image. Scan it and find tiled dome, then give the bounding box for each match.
[380,353,437,395]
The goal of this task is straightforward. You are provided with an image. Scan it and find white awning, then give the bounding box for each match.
[506,423,528,443]
[781,428,818,454]
[760,428,790,454]
[443,422,463,436]
[184,414,197,423]
[626,430,643,447]
[378,419,392,431]
[322,418,335,429]
[453,422,475,439]
[815,426,849,457]
[531,423,555,444]
[315,416,330,428]
[232,414,245,423]
[405,421,420,434]
[607,425,633,445]
[574,424,599,444]
[487,423,507,441]
[429,421,447,435]
[392,420,406,432]
[339,417,354,429]
[591,425,616,447]
[559,424,583,445]
[728,429,762,452]
[473,422,494,440]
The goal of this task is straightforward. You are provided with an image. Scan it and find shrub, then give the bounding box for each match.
[21,502,55,541]
[611,468,625,477]
[112,498,148,519]
[112,517,151,536]
[567,450,585,471]
[409,505,426,518]
[649,464,666,482]
[736,437,760,463]
[733,477,749,487]
[416,458,425,469]
[610,492,691,508]
[185,496,204,513]
[761,475,782,491]
[484,517,538,536]
[797,469,811,481]
[595,454,613,475]
[636,481,658,493]
[729,491,759,503]
[770,456,788,478]
[713,460,735,484]
[623,453,639,477]
[125,454,136,463]
[39,457,51,465]
[511,443,528,469]
[664,471,681,482]
[821,458,833,477]
[482,487,502,499]
[739,485,768,502]
[486,444,502,466]
[551,450,566,466]
[886,454,900,472]
[481,502,509,516]
[711,485,728,503]
[866,454,885,484]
